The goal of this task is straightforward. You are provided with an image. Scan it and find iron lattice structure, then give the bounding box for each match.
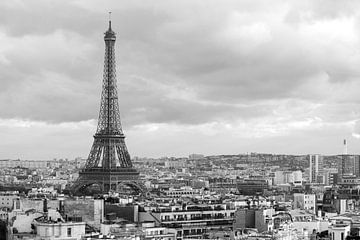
[70,21,144,194]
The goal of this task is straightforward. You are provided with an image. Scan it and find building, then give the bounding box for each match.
[163,187,201,198]
[293,193,316,214]
[142,199,235,239]
[164,159,187,169]
[233,208,275,232]
[274,171,302,185]
[0,159,48,169]
[352,155,360,177]
[101,221,176,240]
[142,225,177,240]
[291,209,329,234]
[63,198,104,229]
[237,178,269,195]
[0,194,18,209]
[323,168,338,185]
[338,155,358,179]
[328,216,351,240]
[309,154,324,184]
[35,218,86,240]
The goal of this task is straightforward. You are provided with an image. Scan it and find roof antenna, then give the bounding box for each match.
[108,11,112,30]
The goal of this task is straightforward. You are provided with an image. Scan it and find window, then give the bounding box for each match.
[67,228,72,237]
[341,232,344,240]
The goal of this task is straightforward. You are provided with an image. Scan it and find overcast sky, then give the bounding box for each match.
[1,0,360,159]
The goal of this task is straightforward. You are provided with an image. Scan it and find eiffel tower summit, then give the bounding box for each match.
[70,19,144,195]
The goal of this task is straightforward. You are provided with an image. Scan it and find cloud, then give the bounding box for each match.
[1,0,360,157]
[0,118,95,159]
[0,29,100,122]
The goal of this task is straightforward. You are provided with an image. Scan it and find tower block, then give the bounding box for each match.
[70,21,144,195]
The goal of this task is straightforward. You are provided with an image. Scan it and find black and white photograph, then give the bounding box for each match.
[0,1,360,239]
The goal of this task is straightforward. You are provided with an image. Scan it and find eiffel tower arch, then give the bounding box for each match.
[70,20,145,195]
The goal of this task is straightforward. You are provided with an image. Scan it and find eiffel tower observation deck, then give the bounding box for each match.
[70,19,144,195]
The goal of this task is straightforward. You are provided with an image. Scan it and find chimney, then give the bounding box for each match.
[59,199,65,216]
[43,198,48,213]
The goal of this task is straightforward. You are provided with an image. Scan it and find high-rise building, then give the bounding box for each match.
[309,154,324,184]
[338,155,359,178]
[352,155,360,177]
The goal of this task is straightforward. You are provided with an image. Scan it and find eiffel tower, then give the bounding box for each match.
[70,19,144,195]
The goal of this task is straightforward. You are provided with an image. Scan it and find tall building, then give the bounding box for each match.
[309,154,324,184]
[338,155,359,178]
[70,20,144,194]
[354,155,360,177]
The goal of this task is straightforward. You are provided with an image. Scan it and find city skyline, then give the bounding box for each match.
[2,0,360,159]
